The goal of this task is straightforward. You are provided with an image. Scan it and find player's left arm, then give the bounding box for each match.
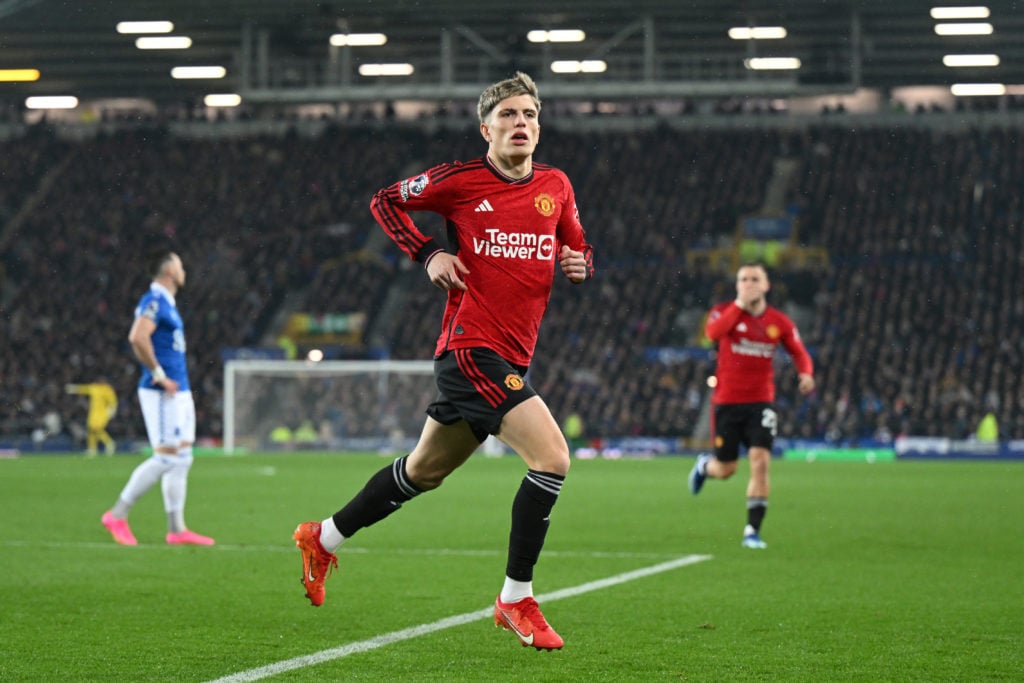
[781,320,815,395]
[555,181,593,284]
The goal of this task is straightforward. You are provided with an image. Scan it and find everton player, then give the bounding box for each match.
[689,263,815,549]
[292,72,593,651]
[101,250,215,547]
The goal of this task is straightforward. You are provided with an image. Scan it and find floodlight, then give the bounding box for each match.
[25,96,78,109]
[728,26,788,40]
[950,82,1005,95]
[135,36,192,49]
[930,6,990,19]
[117,21,174,34]
[942,54,999,67]
[934,23,994,35]
[171,66,227,79]
[358,63,414,76]
[744,57,802,70]
[329,33,387,47]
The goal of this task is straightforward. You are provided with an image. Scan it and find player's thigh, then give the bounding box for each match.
[713,405,744,463]
[748,446,771,473]
[743,403,776,451]
[137,389,194,450]
[497,396,569,476]
[430,348,536,440]
[177,391,196,446]
[406,416,481,487]
[86,414,108,431]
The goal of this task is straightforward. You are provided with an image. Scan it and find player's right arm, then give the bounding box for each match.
[704,302,745,341]
[128,315,178,394]
[424,251,469,291]
[370,163,468,290]
[369,164,454,263]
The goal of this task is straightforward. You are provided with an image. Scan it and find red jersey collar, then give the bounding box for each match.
[483,155,534,184]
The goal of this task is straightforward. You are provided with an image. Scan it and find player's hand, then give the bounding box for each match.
[797,373,815,395]
[426,252,469,291]
[559,245,587,283]
[155,377,180,395]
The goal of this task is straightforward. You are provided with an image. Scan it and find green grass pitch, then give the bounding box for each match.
[1,452,1021,681]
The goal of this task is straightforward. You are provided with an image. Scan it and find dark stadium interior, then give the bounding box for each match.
[4,0,1024,102]
[2,1,1024,452]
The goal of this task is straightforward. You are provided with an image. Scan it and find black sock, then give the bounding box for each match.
[332,456,423,538]
[506,470,564,581]
[747,497,768,532]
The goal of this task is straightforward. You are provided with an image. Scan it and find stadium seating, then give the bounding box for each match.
[2,117,1022,448]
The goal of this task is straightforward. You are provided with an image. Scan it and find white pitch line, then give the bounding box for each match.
[205,554,712,683]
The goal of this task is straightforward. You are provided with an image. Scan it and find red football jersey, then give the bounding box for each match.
[371,156,593,366]
[705,302,813,405]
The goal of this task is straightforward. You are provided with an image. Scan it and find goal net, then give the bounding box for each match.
[223,359,436,453]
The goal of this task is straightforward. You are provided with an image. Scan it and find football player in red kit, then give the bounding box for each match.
[689,263,815,549]
[292,72,593,651]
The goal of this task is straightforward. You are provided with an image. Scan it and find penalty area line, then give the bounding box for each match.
[205,553,712,683]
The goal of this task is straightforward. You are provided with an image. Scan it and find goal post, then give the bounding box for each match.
[223,359,435,454]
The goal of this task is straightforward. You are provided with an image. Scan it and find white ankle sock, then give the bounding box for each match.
[500,577,533,604]
[319,516,345,553]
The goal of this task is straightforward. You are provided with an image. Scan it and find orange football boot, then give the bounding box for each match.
[293,521,338,607]
[494,596,564,651]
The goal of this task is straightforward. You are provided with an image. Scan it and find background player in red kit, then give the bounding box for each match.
[689,263,814,549]
[292,72,593,651]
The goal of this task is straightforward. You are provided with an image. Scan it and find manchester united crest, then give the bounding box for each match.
[534,193,556,217]
[766,324,780,339]
[504,373,525,390]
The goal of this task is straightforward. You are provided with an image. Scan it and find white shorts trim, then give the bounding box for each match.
[137,388,195,448]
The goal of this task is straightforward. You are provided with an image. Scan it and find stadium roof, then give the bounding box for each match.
[2,0,1023,105]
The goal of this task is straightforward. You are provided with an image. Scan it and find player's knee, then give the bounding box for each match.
[718,460,739,479]
[748,448,770,473]
[405,460,453,491]
[540,457,570,478]
[534,441,570,477]
[411,473,445,491]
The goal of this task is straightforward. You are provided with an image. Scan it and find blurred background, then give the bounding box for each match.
[2,0,1022,458]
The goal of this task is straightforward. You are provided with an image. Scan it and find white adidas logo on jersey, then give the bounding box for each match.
[474,199,494,212]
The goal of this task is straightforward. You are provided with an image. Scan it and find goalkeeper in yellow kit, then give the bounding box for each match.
[65,381,118,456]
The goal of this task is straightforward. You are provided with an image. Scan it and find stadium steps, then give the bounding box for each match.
[762,157,800,214]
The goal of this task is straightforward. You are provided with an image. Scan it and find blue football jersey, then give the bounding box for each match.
[134,283,190,391]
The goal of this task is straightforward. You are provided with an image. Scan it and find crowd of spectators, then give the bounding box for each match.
[2,117,1022,450]
[0,123,398,444]
[787,126,1024,443]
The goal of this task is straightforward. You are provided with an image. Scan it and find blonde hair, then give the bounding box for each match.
[477,71,541,123]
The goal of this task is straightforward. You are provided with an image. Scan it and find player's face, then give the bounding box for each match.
[736,266,769,301]
[480,94,540,158]
[166,253,186,290]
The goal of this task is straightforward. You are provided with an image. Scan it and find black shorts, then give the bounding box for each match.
[427,348,537,443]
[712,402,778,462]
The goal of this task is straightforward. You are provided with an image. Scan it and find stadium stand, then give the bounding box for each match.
[2,114,1023,449]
